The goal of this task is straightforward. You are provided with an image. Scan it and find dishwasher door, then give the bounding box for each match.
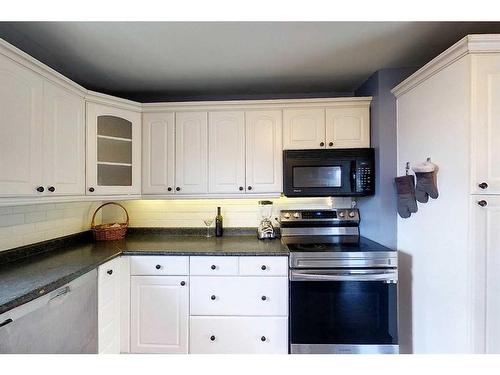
[0,269,98,353]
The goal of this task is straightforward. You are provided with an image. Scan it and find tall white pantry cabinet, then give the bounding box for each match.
[393,35,500,354]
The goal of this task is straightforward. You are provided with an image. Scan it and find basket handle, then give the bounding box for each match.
[91,202,129,229]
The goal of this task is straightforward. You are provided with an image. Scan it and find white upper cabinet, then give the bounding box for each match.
[142,112,175,195]
[175,112,208,194]
[283,108,325,149]
[245,110,283,193]
[326,106,370,148]
[43,81,85,196]
[471,54,500,195]
[208,111,246,194]
[0,55,43,196]
[86,102,141,196]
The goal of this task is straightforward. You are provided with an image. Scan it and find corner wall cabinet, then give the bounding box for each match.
[86,102,141,196]
[0,53,85,197]
[393,35,500,353]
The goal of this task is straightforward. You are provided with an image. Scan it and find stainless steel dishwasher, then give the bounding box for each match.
[0,269,98,353]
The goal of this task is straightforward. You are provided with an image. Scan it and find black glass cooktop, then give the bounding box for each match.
[283,236,394,253]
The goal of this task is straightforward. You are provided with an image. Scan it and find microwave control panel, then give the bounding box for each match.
[355,161,374,193]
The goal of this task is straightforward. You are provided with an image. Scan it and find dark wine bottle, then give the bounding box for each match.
[215,207,223,237]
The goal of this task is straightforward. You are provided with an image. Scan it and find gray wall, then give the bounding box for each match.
[355,68,415,249]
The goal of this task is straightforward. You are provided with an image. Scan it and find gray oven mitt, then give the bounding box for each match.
[395,175,418,218]
[415,171,439,203]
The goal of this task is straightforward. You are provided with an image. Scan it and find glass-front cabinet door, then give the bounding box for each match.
[86,102,141,195]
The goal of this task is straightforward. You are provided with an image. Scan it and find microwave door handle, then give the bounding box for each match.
[290,270,398,282]
[350,161,357,192]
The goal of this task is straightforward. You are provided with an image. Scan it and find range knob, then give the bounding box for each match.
[338,211,345,218]
[283,213,291,219]
[348,211,356,218]
[293,212,300,219]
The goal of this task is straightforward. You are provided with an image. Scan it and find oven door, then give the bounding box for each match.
[289,269,398,354]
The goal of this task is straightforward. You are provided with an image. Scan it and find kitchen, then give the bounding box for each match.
[0,13,500,371]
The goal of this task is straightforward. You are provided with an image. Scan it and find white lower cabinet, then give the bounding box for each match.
[130,275,189,354]
[190,316,288,354]
[126,255,288,354]
[98,258,121,354]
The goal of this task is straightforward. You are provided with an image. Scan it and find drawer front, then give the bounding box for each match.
[190,316,288,354]
[239,256,288,276]
[130,256,189,276]
[190,256,239,276]
[190,276,288,316]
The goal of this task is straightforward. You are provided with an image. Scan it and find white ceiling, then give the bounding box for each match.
[1,22,500,101]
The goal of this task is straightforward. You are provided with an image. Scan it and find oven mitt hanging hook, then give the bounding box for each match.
[412,161,438,203]
[395,175,418,218]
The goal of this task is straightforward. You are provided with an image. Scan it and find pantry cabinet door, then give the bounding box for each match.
[208,111,246,194]
[0,55,43,196]
[86,102,141,196]
[130,276,189,354]
[175,112,208,194]
[43,81,85,196]
[471,55,500,194]
[245,110,283,193]
[470,195,500,354]
[326,106,370,149]
[283,108,325,149]
[142,112,175,195]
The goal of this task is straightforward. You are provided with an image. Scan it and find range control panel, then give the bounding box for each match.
[280,209,359,222]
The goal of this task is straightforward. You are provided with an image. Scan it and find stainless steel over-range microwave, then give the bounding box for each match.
[283,148,375,197]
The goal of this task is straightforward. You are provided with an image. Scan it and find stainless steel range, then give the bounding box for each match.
[281,208,399,354]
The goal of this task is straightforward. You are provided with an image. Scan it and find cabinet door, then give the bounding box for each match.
[175,112,208,194]
[471,55,500,194]
[208,111,245,193]
[283,108,325,149]
[470,195,500,354]
[0,55,43,196]
[142,112,175,195]
[130,276,189,354]
[326,106,370,148]
[98,258,121,354]
[245,110,283,193]
[43,81,85,196]
[86,102,141,196]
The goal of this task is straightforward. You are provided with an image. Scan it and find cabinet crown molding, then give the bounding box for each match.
[392,34,500,98]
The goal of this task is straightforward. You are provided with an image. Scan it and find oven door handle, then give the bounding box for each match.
[290,270,398,282]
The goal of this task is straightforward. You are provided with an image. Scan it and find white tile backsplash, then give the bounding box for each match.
[101,197,352,228]
[0,201,102,252]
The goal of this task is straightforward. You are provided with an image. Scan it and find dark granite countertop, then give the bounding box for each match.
[0,229,287,315]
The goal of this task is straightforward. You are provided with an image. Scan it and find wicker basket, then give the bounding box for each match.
[91,202,129,241]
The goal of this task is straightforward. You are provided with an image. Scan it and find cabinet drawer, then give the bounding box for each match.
[130,256,188,276]
[189,316,288,354]
[239,256,288,276]
[190,256,239,276]
[190,276,288,316]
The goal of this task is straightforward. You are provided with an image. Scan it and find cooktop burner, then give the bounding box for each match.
[283,236,395,253]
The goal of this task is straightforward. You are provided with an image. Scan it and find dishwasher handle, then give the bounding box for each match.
[290,269,398,282]
[49,286,71,301]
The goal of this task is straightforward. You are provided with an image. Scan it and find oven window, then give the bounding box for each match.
[293,166,342,188]
[290,280,398,345]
